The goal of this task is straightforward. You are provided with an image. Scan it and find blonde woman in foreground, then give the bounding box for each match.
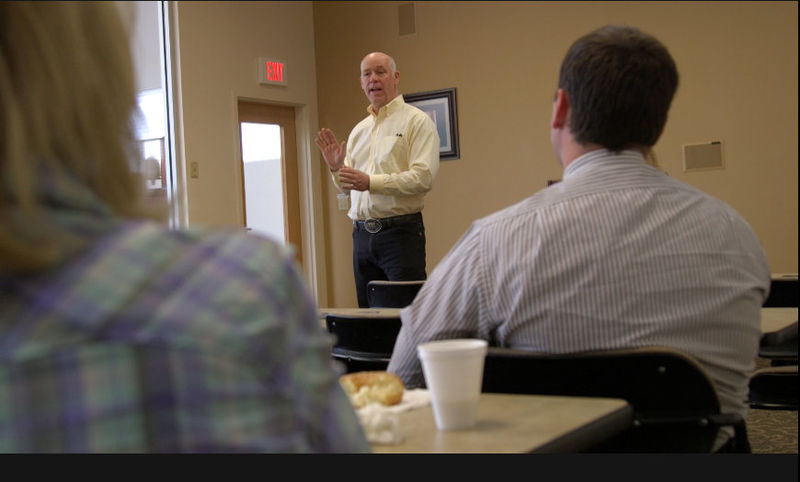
[0,2,368,453]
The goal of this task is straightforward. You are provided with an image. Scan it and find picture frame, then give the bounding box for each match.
[403,87,460,161]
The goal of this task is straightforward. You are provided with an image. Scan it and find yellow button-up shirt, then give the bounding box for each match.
[333,95,440,220]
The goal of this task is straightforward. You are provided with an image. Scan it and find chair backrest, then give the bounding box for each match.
[481,346,739,453]
[763,278,799,307]
[325,314,402,373]
[366,280,424,308]
[748,365,798,410]
[759,321,798,361]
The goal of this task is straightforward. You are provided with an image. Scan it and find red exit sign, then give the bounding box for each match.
[258,57,287,86]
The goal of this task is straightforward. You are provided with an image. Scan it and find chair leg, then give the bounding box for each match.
[731,420,752,453]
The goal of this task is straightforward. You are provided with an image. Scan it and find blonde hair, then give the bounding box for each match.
[0,2,163,273]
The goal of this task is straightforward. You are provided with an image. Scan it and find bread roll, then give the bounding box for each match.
[339,371,404,408]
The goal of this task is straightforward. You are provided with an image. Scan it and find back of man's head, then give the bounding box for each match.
[558,25,679,152]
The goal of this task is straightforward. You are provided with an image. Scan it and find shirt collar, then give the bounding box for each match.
[367,95,404,117]
[563,149,646,179]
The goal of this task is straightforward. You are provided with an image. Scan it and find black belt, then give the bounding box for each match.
[354,212,421,234]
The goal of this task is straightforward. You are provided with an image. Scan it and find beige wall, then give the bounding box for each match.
[314,1,798,307]
[173,1,798,309]
[174,1,330,302]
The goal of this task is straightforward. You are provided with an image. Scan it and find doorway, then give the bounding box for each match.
[237,100,302,266]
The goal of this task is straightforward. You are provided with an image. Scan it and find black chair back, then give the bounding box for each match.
[366,280,424,308]
[759,321,798,362]
[481,346,749,453]
[763,278,799,307]
[750,320,798,411]
[325,314,402,373]
[748,366,798,410]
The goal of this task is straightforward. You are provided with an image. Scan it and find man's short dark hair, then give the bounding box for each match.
[558,25,679,152]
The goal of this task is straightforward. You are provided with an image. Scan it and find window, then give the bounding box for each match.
[137,89,166,190]
[130,1,182,227]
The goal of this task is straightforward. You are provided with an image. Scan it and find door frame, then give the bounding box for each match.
[237,100,302,266]
[231,96,330,306]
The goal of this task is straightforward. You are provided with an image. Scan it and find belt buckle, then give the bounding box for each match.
[364,218,382,233]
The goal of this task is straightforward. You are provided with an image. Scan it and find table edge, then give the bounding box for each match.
[528,401,633,453]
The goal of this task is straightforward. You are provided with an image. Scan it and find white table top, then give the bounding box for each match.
[372,392,632,453]
[319,307,402,319]
[761,307,797,334]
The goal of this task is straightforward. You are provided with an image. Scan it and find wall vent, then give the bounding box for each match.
[398,3,415,36]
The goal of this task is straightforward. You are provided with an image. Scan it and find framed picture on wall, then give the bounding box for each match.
[403,87,460,161]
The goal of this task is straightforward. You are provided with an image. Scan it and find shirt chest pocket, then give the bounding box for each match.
[375,135,409,172]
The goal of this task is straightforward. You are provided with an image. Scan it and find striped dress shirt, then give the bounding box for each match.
[388,149,770,446]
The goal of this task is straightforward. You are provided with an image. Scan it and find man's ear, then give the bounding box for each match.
[551,88,570,129]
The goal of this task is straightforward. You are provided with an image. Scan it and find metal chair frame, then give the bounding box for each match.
[325,313,402,373]
[366,280,424,308]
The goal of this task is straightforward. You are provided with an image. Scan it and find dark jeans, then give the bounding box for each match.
[352,212,427,307]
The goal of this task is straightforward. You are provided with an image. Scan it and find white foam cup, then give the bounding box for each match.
[417,339,488,430]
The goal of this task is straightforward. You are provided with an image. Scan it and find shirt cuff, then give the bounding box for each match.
[369,174,384,192]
